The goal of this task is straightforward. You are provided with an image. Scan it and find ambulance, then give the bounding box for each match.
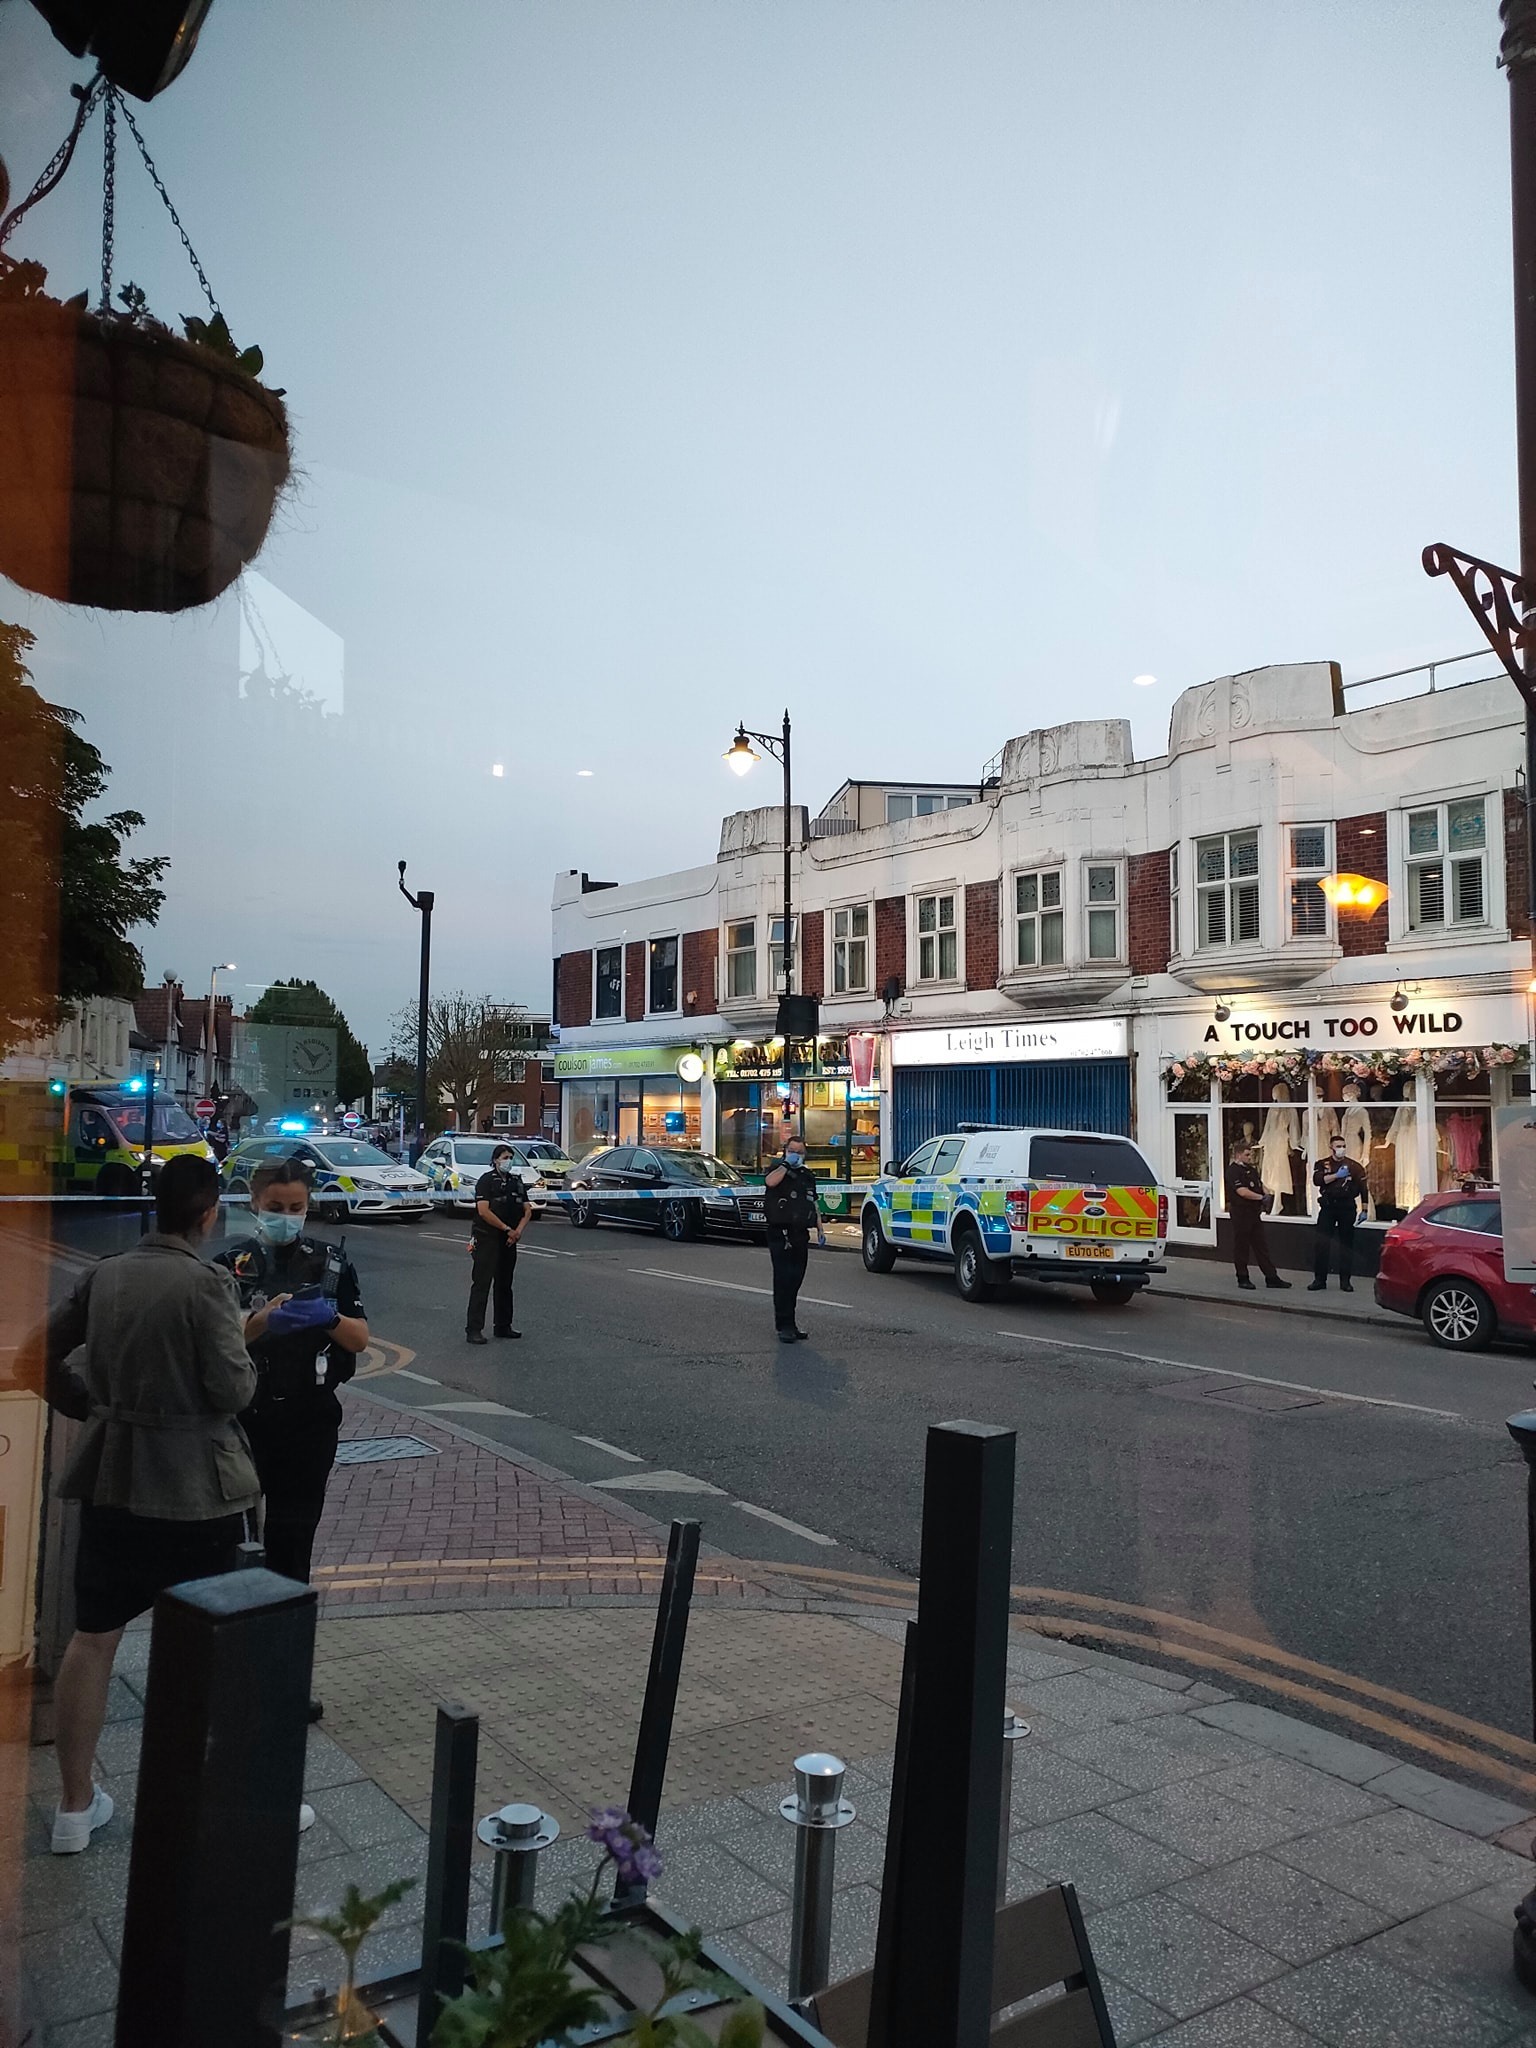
[860,1124,1167,1306]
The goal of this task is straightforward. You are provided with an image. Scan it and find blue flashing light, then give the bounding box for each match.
[46,1077,67,1097]
[278,1118,307,1134]
[124,1075,146,1094]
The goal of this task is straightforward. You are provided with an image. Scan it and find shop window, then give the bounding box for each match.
[1220,1070,1307,1216]
[726,920,757,999]
[1084,863,1121,961]
[595,945,624,1019]
[832,904,870,992]
[915,893,958,981]
[648,936,679,1013]
[1314,1067,1417,1221]
[1433,1063,1492,1189]
[1014,870,1063,967]
[1169,845,1181,954]
[1196,828,1260,948]
[769,914,797,990]
[1405,797,1487,929]
[887,792,973,822]
[1288,825,1330,938]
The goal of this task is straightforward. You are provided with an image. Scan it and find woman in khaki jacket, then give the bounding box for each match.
[43,1153,260,1853]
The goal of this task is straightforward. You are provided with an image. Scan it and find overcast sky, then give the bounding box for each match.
[0,1,1515,1051]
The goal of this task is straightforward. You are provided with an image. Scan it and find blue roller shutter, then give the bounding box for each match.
[892,1059,1130,1164]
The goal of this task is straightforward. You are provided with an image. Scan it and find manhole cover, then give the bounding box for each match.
[334,1435,439,1465]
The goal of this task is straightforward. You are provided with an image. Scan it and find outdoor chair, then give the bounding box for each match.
[803,1881,1117,2047]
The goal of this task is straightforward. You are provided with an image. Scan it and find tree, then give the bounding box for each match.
[247,979,372,1106]
[0,619,168,1055]
[387,993,539,1133]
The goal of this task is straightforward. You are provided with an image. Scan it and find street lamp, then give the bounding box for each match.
[725,712,803,1117]
[202,961,235,1101]
[397,861,435,1163]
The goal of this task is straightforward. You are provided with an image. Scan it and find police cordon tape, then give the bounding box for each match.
[0,1183,877,1205]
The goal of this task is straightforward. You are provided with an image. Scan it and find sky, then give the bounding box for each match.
[0,0,1518,1052]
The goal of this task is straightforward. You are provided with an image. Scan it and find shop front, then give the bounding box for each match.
[555,1044,703,1157]
[888,1018,1131,1166]
[1154,989,1529,1271]
[712,1035,880,1203]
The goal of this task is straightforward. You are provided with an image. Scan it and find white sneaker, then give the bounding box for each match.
[298,1801,316,1833]
[51,1784,114,1855]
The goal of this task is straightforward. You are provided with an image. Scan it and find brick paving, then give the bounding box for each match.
[311,1397,792,1611]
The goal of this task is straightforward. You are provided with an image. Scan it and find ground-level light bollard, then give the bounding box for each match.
[781,1751,856,2002]
[477,1802,559,1932]
[996,1710,1031,1898]
[1507,1412,1536,1991]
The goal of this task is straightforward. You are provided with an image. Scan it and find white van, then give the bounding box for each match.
[860,1124,1167,1305]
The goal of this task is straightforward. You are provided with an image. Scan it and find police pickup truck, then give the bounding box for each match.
[859,1124,1167,1306]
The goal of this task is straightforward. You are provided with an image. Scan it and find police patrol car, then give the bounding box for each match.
[860,1124,1167,1305]
[223,1134,432,1222]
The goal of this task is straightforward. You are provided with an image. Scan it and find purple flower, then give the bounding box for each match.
[586,1806,664,1888]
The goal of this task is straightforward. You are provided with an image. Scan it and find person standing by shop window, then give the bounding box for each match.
[467,1142,529,1343]
[763,1135,826,1342]
[1223,1140,1291,1293]
[1310,1135,1368,1292]
[215,1157,368,1720]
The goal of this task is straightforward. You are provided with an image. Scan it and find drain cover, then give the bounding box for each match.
[334,1435,439,1465]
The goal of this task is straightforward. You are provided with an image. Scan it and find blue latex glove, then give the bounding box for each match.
[266,1294,339,1337]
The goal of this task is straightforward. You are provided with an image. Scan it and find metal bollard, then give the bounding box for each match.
[996,1709,1031,1897]
[781,1752,856,2002]
[477,1801,559,1932]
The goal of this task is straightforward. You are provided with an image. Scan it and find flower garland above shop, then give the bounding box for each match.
[1162,1044,1527,1089]
[1163,1050,1312,1092]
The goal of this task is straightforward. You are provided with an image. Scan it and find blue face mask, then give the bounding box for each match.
[254,1209,305,1246]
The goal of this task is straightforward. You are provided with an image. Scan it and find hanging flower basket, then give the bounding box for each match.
[0,77,291,615]
[0,290,289,612]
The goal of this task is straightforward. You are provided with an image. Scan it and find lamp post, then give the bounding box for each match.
[397,861,434,1163]
[202,962,235,1102]
[726,711,797,1116]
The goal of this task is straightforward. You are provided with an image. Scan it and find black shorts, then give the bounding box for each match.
[74,1502,248,1635]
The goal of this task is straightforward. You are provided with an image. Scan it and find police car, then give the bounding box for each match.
[417,1133,554,1214]
[223,1134,433,1221]
[861,1124,1167,1306]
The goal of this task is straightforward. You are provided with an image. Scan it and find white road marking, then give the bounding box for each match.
[574,1435,644,1462]
[391,1369,442,1385]
[522,1243,578,1257]
[733,1501,835,1546]
[996,1330,1461,1420]
[423,1401,530,1417]
[590,1469,727,1495]
[421,1234,471,1245]
[631,1268,850,1309]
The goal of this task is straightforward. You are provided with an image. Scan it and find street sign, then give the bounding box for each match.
[194,1098,216,1119]
[342,1111,360,1128]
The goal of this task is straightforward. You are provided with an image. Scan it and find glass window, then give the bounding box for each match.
[1015,870,1063,967]
[726,919,757,998]
[832,903,870,992]
[1406,798,1487,929]
[1430,1198,1501,1234]
[916,892,958,980]
[595,945,624,1019]
[1196,828,1260,947]
[1029,1135,1156,1184]
[1288,824,1330,939]
[1169,844,1181,954]
[769,914,797,989]
[947,795,972,809]
[886,794,914,822]
[901,1138,943,1176]
[1085,863,1120,961]
[648,935,679,1012]
[106,1099,203,1145]
[931,1137,966,1174]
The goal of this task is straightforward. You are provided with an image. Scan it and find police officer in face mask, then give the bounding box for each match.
[466,1143,529,1345]
[216,1157,368,1717]
[763,1134,826,1343]
[1310,1134,1368,1292]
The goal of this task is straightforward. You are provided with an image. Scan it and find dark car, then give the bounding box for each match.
[567,1146,768,1243]
[1373,1187,1536,1350]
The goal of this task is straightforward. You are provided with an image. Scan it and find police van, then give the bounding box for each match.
[860,1124,1167,1306]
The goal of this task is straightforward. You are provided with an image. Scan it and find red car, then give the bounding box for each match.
[1374,1187,1536,1350]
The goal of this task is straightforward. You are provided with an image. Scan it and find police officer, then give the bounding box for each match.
[763,1134,826,1342]
[1310,1133,1368,1291]
[467,1142,529,1344]
[216,1156,368,1719]
[1223,1140,1291,1292]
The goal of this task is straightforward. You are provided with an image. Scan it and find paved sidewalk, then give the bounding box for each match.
[16,1393,1536,2045]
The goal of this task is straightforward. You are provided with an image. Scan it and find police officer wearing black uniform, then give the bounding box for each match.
[466,1143,529,1344]
[1310,1134,1368,1291]
[217,1156,368,1717]
[763,1135,826,1342]
[1223,1140,1291,1292]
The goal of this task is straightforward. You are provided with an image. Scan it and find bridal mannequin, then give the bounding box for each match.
[1258,1082,1304,1211]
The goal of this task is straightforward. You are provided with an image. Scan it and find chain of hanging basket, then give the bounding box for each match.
[0,75,108,255]
[106,91,223,322]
